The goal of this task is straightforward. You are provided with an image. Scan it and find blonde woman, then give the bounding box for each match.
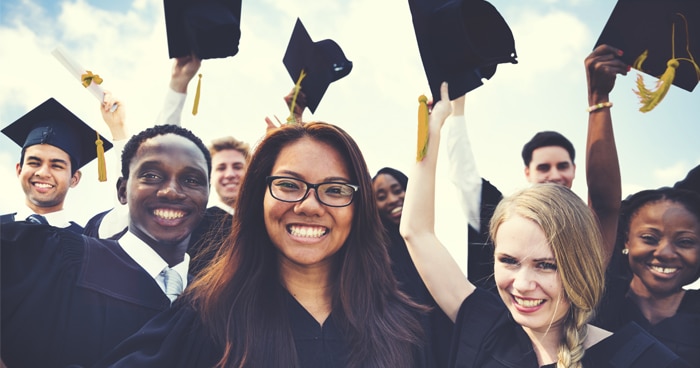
[400,82,687,368]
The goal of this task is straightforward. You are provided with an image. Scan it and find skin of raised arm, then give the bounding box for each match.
[169,55,202,93]
[585,44,627,265]
[400,82,476,322]
[100,91,128,141]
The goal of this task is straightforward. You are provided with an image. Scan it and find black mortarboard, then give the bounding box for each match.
[1,98,113,172]
[164,0,242,59]
[596,0,700,92]
[409,0,518,100]
[283,18,353,114]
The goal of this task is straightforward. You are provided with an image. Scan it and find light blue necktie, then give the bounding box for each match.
[162,267,183,303]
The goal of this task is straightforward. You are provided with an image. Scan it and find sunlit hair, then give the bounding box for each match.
[209,136,251,162]
[187,122,424,367]
[489,184,606,368]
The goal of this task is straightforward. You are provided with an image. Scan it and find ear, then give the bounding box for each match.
[16,163,22,177]
[70,170,82,188]
[117,177,128,205]
[524,166,531,181]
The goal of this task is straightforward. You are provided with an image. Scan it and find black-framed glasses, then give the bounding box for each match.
[266,176,359,207]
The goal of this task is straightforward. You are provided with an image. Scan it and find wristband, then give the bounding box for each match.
[587,101,613,113]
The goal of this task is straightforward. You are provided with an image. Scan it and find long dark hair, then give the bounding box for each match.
[187,122,424,367]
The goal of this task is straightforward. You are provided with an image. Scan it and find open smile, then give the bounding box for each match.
[31,182,55,189]
[287,224,328,238]
[512,295,546,310]
[648,264,680,275]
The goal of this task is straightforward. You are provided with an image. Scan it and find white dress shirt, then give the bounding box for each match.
[119,230,190,294]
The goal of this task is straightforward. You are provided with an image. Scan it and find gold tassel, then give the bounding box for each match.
[192,73,202,115]
[416,95,429,161]
[633,13,700,113]
[95,131,107,182]
[635,59,679,113]
[287,69,307,124]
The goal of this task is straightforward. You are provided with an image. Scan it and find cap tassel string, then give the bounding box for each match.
[192,73,202,115]
[95,131,107,182]
[633,13,700,113]
[287,69,307,124]
[416,95,429,161]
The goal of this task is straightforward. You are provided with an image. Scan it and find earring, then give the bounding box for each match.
[622,248,629,255]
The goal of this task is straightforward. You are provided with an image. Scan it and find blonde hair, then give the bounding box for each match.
[489,184,606,368]
[209,136,250,162]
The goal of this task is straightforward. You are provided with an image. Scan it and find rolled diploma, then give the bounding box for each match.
[51,46,118,112]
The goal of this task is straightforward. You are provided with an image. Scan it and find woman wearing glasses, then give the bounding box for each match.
[96,122,427,367]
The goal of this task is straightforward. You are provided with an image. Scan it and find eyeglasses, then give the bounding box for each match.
[266,176,359,207]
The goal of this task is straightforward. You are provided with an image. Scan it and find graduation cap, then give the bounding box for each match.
[283,18,353,114]
[596,0,700,111]
[408,0,518,100]
[164,0,242,59]
[1,98,113,181]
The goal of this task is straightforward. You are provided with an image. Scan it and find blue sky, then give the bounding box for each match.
[1,0,698,269]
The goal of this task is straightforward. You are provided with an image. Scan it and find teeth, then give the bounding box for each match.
[153,209,185,220]
[514,296,545,308]
[390,206,402,215]
[651,265,678,274]
[34,183,53,188]
[288,225,327,238]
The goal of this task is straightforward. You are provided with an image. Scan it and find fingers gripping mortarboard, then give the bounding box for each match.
[164,0,242,59]
[596,0,700,111]
[283,18,353,114]
[1,98,113,180]
[408,0,518,100]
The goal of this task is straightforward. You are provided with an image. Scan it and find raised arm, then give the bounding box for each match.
[445,94,482,230]
[400,82,475,322]
[155,55,202,126]
[585,44,627,265]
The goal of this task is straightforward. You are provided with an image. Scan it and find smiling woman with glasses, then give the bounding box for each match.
[98,122,428,367]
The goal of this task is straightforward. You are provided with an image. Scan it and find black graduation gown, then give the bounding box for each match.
[186,206,232,277]
[450,288,689,368]
[95,287,354,368]
[83,208,113,238]
[594,273,700,366]
[466,178,502,291]
[384,220,454,368]
[1,222,171,368]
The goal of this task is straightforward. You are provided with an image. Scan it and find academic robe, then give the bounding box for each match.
[383,220,454,368]
[95,286,363,367]
[1,222,171,368]
[186,206,232,277]
[594,273,700,366]
[450,288,689,368]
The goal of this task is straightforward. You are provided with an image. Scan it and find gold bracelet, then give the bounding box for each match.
[587,101,613,113]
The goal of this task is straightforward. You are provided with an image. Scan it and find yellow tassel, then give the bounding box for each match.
[192,73,202,115]
[632,13,700,113]
[287,69,307,124]
[635,59,679,113]
[416,95,429,161]
[95,131,107,182]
